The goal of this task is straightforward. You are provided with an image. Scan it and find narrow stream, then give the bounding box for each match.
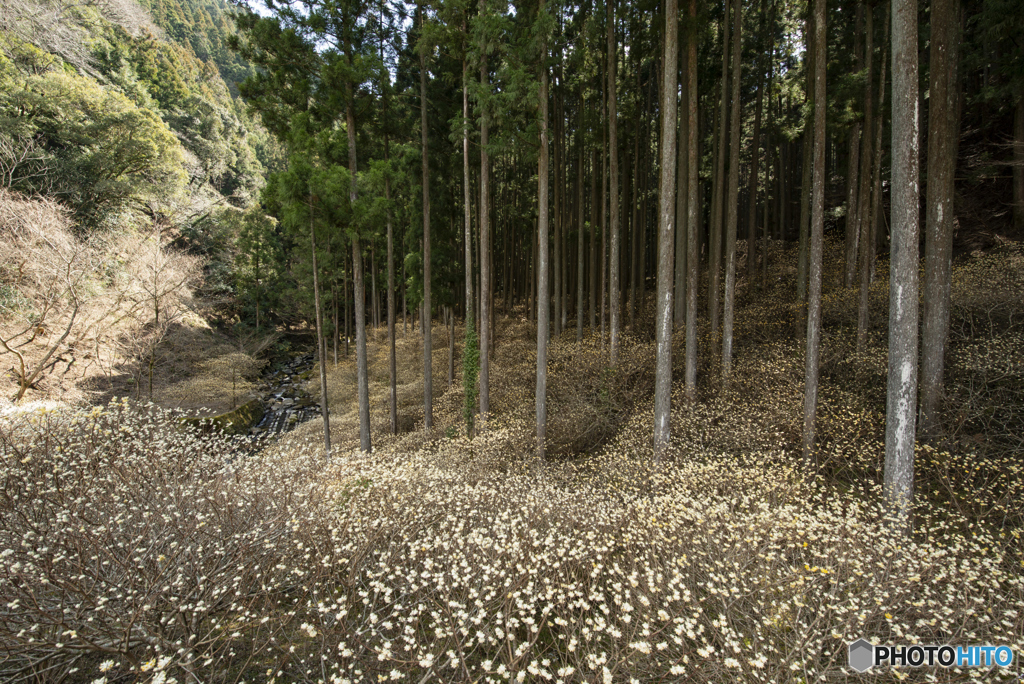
[249,353,321,436]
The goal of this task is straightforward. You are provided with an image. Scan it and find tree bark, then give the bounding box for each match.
[919,0,960,439]
[801,0,826,465]
[885,0,920,525]
[721,0,742,385]
[654,0,678,458]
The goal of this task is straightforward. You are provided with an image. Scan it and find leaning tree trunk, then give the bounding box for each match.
[654,0,678,459]
[919,0,960,439]
[801,0,826,466]
[885,0,920,527]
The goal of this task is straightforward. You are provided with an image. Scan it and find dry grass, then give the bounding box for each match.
[0,189,211,407]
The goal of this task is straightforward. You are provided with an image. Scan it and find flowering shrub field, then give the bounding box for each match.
[2,243,1023,683]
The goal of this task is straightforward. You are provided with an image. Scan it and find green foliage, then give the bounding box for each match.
[232,206,283,329]
[0,65,187,225]
[0,0,268,231]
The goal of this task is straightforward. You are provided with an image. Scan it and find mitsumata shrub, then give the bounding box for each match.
[2,401,1022,683]
[2,241,1023,684]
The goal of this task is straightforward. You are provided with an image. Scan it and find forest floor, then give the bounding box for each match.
[2,234,1023,683]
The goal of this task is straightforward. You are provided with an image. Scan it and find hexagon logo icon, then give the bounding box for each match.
[848,639,874,673]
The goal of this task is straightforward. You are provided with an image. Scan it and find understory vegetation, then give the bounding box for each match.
[2,240,1022,683]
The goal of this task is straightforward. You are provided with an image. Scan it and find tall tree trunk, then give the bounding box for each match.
[869,23,888,283]
[674,38,689,329]
[865,0,890,295]
[344,245,350,357]
[601,80,608,349]
[530,224,537,323]
[654,0,678,458]
[608,0,621,365]
[387,174,397,434]
[310,196,331,457]
[709,0,731,346]
[747,45,764,281]
[855,0,877,352]
[801,0,827,465]
[843,127,862,287]
[577,108,586,343]
[919,0,960,438]
[590,146,598,332]
[557,81,565,335]
[462,53,475,431]
[1016,97,1024,232]
[638,113,649,322]
[628,140,638,330]
[480,44,491,427]
[371,244,379,331]
[448,306,454,387]
[843,3,865,288]
[885,0,920,525]
[684,0,699,403]
[721,0,743,385]
[346,41,370,453]
[797,12,812,303]
[420,18,433,431]
[537,2,550,459]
